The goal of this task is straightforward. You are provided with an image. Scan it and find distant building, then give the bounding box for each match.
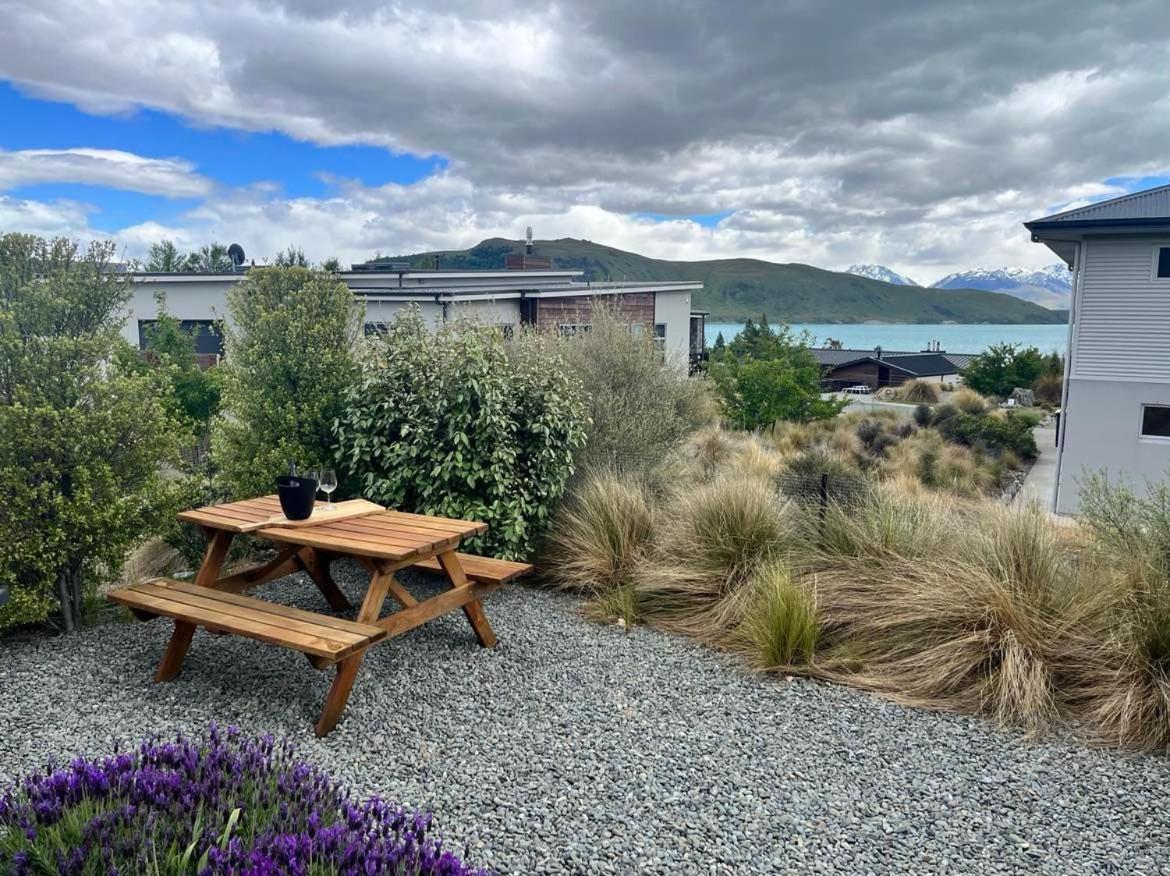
[1026,183,1170,513]
[813,348,974,390]
[127,256,705,368]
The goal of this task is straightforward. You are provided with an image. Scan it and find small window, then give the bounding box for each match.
[1141,405,1170,438]
[653,323,667,350]
[558,323,591,337]
[1157,247,1170,279]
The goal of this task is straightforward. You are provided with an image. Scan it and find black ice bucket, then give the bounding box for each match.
[276,474,318,520]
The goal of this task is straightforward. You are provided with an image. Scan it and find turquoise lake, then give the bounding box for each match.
[704,322,1069,355]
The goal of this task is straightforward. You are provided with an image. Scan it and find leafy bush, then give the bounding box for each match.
[336,311,587,560]
[913,404,932,428]
[212,266,361,499]
[935,410,1038,459]
[898,379,939,404]
[0,726,486,875]
[709,317,844,429]
[962,343,1046,397]
[0,235,182,632]
[139,306,223,433]
[558,307,715,478]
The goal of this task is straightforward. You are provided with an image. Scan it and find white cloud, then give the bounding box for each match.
[3,0,1170,277]
[0,148,211,197]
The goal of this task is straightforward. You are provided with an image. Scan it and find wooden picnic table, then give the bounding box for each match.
[109,495,531,735]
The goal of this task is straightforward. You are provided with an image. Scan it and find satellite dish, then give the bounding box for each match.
[227,243,246,270]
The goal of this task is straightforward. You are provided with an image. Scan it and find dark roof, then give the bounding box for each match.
[812,348,970,377]
[1025,183,1170,231]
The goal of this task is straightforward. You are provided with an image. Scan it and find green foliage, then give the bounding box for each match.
[0,234,182,631]
[141,304,223,432]
[272,246,310,267]
[557,307,715,478]
[186,243,234,272]
[146,239,189,272]
[737,561,818,667]
[709,317,844,429]
[212,267,361,499]
[934,409,1038,459]
[335,310,588,560]
[962,343,1047,397]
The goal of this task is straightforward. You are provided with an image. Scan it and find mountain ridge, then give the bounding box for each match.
[386,238,1065,325]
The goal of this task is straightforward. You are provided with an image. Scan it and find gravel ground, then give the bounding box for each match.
[2,562,1168,875]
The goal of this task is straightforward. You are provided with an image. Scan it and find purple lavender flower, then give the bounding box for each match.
[0,725,492,875]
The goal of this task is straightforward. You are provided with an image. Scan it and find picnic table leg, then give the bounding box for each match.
[314,563,394,736]
[155,528,233,682]
[436,550,497,648]
[296,547,351,612]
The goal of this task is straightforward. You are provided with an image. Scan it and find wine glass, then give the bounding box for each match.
[319,469,338,510]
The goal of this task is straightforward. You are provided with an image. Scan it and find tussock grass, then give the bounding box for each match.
[952,387,990,415]
[634,476,792,638]
[884,430,997,498]
[541,472,655,594]
[733,561,818,668]
[584,584,641,628]
[899,379,940,404]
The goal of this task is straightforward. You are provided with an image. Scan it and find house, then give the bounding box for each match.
[1026,183,1170,513]
[813,347,975,390]
[128,256,705,368]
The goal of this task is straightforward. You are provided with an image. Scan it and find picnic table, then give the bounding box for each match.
[109,495,531,735]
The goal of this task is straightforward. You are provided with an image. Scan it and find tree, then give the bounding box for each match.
[140,301,222,433]
[146,239,189,272]
[962,343,1046,397]
[272,246,310,267]
[0,234,182,632]
[709,317,843,429]
[186,243,233,272]
[212,266,362,498]
[320,257,342,273]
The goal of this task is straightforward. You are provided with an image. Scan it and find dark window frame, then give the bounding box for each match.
[1155,246,1170,279]
[1140,404,1170,439]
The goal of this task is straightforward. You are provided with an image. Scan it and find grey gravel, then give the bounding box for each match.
[1,562,1168,875]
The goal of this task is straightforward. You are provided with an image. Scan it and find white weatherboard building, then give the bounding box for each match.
[128,262,705,368]
[1026,184,1170,513]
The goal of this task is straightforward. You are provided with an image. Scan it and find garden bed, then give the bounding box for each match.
[2,564,1167,874]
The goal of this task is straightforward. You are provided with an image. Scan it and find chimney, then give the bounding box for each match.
[525,225,534,255]
[875,345,883,360]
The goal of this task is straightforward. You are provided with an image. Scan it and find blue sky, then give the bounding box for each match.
[1,0,1168,276]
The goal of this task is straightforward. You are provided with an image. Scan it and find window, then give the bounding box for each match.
[558,323,591,336]
[653,323,667,350]
[495,323,515,339]
[364,321,390,337]
[138,319,223,355]
[1141,404,1170,439]
[1154,247,1170,279]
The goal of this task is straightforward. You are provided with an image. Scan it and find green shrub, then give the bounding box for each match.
[735,561,818,667]
[0,235,182,632]
[913,403,933,428]
[1032,373,1063,405]
[336,311,587,560]
[962,343,1046,397]
[558,307,715,478]
[212,267,361,499]
[935,410,1038,459]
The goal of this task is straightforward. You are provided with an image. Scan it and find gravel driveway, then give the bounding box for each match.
[1,563,1167,875]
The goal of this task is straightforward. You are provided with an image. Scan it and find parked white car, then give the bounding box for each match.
[842,385,872,395]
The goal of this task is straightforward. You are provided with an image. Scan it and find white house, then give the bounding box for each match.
[128,260,705,368]
[1026,183,1170,513]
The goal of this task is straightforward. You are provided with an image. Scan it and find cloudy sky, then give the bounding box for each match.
[1,0,1167,280]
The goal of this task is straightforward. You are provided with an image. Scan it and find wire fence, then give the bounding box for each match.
[774,470,873,512]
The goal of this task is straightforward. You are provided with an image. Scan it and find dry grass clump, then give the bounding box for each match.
[541,472,656,595]
[899,379,940,404]
[952,387,990,415]
[883,430,998,498]
[634,476,793,638]
[805,482,960,562]
[732,560,818,668]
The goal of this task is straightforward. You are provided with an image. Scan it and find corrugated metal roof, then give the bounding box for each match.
[1027,183,1170,226]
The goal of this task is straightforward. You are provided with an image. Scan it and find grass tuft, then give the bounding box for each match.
[734,561,818,668]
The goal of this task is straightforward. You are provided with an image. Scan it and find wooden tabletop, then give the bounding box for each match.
[179,495,487,562]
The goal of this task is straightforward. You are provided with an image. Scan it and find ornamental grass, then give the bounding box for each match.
[0,726,486,876]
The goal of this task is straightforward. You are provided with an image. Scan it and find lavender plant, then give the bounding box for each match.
[0,725,488,875]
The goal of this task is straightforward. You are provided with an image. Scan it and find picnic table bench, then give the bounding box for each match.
[108,495,531,736]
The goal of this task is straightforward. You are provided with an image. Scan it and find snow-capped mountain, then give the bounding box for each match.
[846,264,920,286]
[931,264,1071,309]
